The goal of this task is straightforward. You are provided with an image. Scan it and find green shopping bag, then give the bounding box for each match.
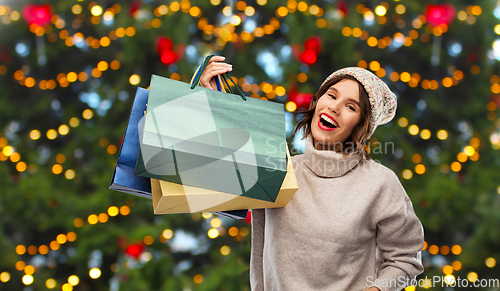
[135,56,287,204]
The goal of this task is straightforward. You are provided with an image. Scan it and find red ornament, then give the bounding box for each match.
[0,52,10,63]
[12,173,19,184]
[299,50,317,66]
[156,37,184,66]
[491,94,500,107]
[156,37,173,54]
[125,243,145,259]
[467,52,478,63]
[304,37,321,55]
[161,50,178,65]
[22,4,52,27]
[130,1,141,17]
[293,93,314,109]
[289,85,313,109]
[337,0,348,17]
[424,4,456,27]
[293,36,322,66]
[117,236,127,250]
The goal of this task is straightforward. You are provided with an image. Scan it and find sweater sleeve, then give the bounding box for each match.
[373,195,425,291]
[250,208,266,291]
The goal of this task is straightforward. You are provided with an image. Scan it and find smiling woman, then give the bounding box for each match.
[295,75,372,155]
[251,67,424,291]
[198,59,424,291]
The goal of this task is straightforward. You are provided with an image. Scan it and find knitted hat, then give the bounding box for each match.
[322,67,397,139]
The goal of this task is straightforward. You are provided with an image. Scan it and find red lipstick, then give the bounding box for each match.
[318,113,338,131]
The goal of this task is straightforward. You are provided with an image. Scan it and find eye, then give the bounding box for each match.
[347,105,356,111]
[328,94,336,100]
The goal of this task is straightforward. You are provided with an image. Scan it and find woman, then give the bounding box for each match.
[199,56,425,291]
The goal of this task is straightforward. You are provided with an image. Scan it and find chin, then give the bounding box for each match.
[311,127,332,145]
[311,124,348,148]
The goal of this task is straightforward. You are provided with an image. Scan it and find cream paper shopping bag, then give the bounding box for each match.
[151,145,298,214]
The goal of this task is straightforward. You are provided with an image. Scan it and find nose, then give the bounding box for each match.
[327,102,340,115]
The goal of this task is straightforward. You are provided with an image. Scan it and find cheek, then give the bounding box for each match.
[347,113,362,130]
[312,103,323,119]
[315,96,328,107]
[313,98,327,116]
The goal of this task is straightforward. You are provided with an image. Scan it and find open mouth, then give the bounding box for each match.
[319,114,338,129]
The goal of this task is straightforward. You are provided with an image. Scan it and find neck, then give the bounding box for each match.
[304,135,363,178]
[313,139,344,151]
[313,137,357,154]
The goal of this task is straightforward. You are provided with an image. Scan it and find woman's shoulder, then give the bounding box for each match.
[356,158,402,187]
[356,159,411,213]
[290,153,304,161]
[290,153,305,169]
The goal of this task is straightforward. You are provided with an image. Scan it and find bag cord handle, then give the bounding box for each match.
[191,55,247,101]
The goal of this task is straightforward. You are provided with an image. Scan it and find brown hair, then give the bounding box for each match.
[293,75,372,159]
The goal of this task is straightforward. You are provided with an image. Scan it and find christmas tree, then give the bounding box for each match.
[0,0,499,290]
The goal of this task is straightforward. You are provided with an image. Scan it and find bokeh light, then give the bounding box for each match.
[129,74,140,85]
[108,206,119,216]
[408,125,419,135]
[68,275,79,286]
[24,265,35,275]
[163,229,174,239]
[89,268,101,279]
[0,272,10,283]
[210,218,222,228]
[485,257,496,268]
[208,228,219,239]
[91,5,103,16]
[120,205,130,215]
[402,169,413,179]
[193,274,203,284]
[220,245,230,255]
[30,130,41,140]
[22,275,33,285]
[45,278,56,288]
[467,272,478,282]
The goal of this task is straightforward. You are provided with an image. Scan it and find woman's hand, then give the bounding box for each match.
[366,287,380,291]
[198,56,233,91]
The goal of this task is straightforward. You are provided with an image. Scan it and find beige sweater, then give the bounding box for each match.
[250,135,424,291]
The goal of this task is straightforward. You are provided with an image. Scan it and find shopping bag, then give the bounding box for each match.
[109,87,151,199]
[135,57,287,204]
[151,144,298,214]
[109,87,248,219]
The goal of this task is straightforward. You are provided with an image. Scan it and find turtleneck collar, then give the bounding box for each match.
[302,134,363,178]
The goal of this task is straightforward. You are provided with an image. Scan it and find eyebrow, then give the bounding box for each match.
[327,87,361,108]
[328,87,339,95]
[348,98,361,108]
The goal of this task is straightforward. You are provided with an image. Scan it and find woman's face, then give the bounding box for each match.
[311,79,362,150]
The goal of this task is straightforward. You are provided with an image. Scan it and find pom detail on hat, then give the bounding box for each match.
[322,67,397,139]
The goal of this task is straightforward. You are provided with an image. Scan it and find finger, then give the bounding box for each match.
[207,55,226,64]
[205,63,233,70]
[201,62,231,74]
[209,61,232,67]
[200,68,232,86]
[206,68,233,79]
[205,64,233,73]
[201,66,232,80]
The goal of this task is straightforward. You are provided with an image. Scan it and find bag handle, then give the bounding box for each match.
[191,55,247,101]
[190,55,212,88]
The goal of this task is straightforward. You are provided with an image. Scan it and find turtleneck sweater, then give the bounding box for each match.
[250,135,424,291]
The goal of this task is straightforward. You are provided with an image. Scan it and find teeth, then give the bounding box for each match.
[321,114,338,127]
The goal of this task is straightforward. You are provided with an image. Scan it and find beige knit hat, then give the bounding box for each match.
[322,67,397,139]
